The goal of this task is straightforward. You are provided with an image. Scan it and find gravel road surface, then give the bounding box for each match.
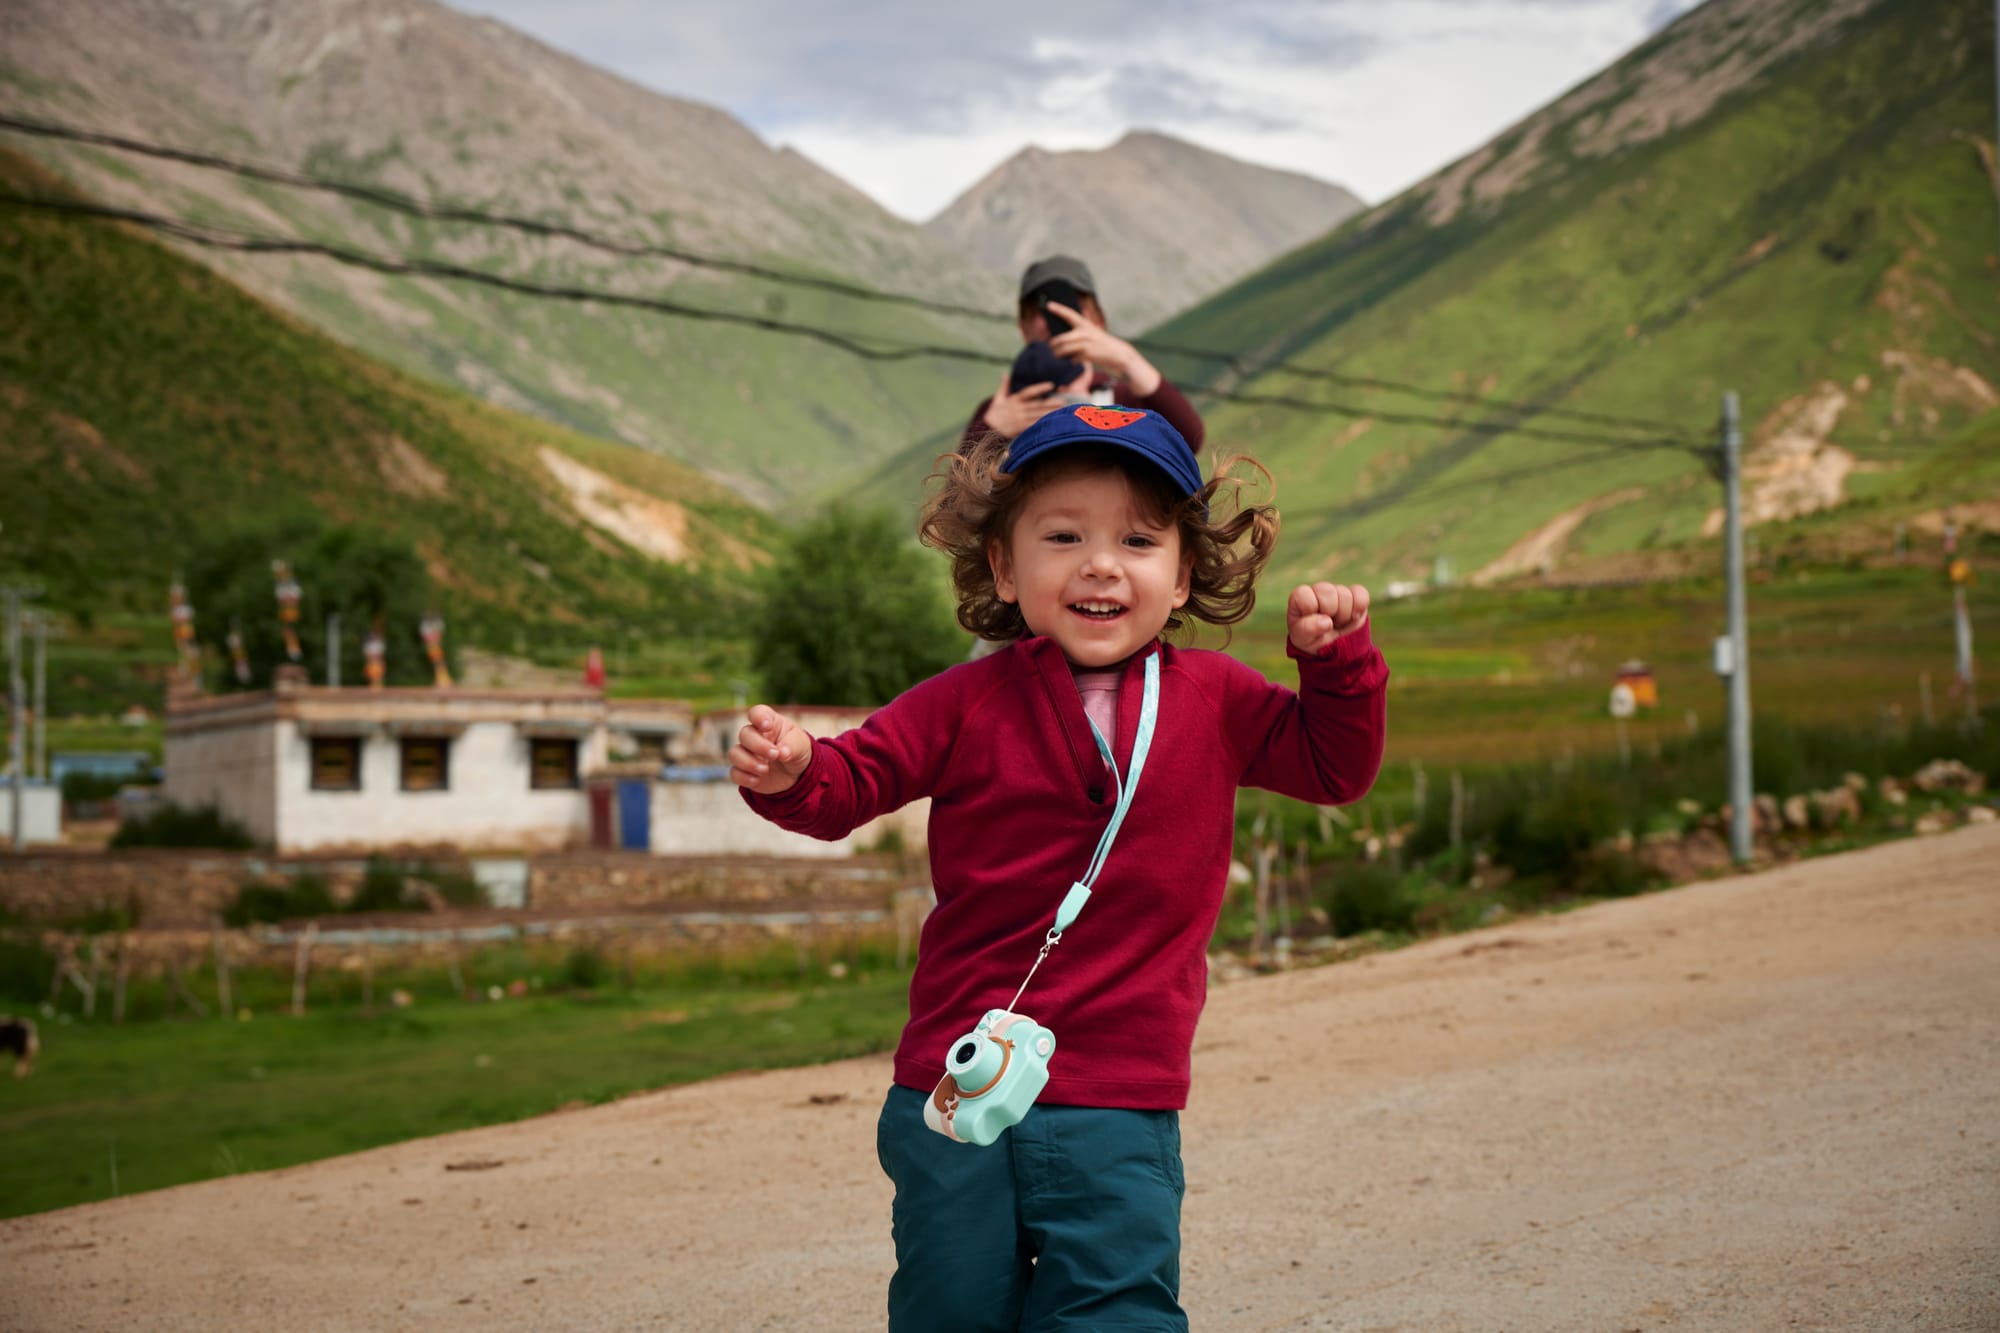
[3,823,1995,1331]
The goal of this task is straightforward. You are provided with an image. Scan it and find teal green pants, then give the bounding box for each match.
[875,1084,1188,1331]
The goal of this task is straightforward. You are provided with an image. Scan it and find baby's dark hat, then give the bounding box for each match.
[1009,340,1086,394]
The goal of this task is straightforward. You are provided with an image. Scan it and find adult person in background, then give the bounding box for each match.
[959,255,1206,454]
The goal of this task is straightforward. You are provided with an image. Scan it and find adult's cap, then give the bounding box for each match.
[1019,255,1097,300]
[1004,403,1202,499]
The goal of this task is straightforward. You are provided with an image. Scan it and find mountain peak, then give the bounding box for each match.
[927,133,1363,332]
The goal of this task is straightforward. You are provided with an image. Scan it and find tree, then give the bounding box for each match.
[753,507,962,706]
[184,514,455,691]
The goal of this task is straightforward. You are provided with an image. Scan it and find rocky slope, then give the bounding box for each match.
[0,0,1010,505]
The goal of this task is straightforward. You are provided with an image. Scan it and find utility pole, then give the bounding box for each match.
[1952,550,1979,726]
[1955,584,1978,722]
[327,611,341,688]
[3,583,41,850]
[30,610,50,780]
[1721,394,1754,864]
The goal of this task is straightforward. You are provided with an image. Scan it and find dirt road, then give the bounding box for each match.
[3,824,1996,1331]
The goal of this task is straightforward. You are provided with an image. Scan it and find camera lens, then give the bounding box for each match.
[946,1030,1005,1090]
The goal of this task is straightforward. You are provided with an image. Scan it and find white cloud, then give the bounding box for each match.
[450,0,1704,221]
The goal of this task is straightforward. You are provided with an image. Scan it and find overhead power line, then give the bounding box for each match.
[0,193,997,366]
[1154,345,1697,438]
[1,110,1707,443]
[2,190,1717,462]
[0,110,1007,324]
[1212,386,1708,457]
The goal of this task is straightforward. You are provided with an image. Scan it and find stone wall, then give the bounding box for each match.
[523,852,914,910]
[0,849,925,927]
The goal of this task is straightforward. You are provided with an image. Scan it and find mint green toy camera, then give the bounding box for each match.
[922,1009,1056,1146]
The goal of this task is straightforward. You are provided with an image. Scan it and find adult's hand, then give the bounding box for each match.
[1046,301,1162,398]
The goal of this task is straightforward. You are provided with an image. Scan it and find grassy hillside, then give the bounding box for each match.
[1136,0,2000,585]
[0,0,1009,507]
[0,148,778,693]
[852,0,1999,583]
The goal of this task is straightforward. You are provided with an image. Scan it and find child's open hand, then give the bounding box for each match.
[728,705,814,795]
[1287,582,1371,655]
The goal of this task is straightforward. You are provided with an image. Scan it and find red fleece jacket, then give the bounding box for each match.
[744,628,1388,1109]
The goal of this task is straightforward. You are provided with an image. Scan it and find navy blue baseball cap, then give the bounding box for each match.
[1003,403,1203,498]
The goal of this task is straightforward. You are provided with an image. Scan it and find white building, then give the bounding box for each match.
[167,670,612,853]
[0,782,62,845]
[164,672,923,857]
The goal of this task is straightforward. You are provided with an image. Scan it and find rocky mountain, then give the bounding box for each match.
[925,131,1364,334]
[1134,0,2000,584]
[0,0,1013,506]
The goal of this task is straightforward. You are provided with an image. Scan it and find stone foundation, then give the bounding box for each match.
[0,849,925,927]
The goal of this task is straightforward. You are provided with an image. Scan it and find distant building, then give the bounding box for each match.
[0,782,62,845]
[1613,660,1659,709]
[50,750,155,786]
[163,674,921,857]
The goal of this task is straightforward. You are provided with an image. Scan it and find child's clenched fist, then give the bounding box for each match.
[1286,582,1371,656]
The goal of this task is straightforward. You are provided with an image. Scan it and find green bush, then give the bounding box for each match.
[224,884,291,927]
[347,858,415,914]
[752,506,963,706]
[343,860,485,913]
[1326,863,1419,936]
[110,803,255,850]
[223,873,336,926]
[1575,849,1657,899]
[0,937,55,1005]
[60,767,156,804]
[563,946,610,990]
[414,865,487,909]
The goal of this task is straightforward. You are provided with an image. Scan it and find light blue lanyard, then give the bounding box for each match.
[1006,652,1160,1011]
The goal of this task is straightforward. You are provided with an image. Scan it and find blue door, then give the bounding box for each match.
[617,779,650,851]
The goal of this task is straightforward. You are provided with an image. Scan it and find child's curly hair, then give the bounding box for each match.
[918,432,1280,644]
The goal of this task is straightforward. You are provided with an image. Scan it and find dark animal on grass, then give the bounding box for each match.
[0,1015,39,1077]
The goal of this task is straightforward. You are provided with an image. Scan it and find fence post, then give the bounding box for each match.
[212,927,232,1018]
[361,937,374,1015]
[113,935,130,1024]
[1450,771,1466,852]
[292,922,317,1017]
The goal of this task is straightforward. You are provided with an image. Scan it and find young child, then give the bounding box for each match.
[730,403,1388,1330]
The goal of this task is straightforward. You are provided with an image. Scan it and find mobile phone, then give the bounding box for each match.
[1034,280,1082,336]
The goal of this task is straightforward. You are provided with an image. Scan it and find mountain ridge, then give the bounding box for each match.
[0,0,1009,506]
[925,129,1364,334]
[857,0,1999,587]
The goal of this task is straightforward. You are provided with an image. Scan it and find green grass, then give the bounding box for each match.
[0,956,913,1219]
[1213,563,1997,766]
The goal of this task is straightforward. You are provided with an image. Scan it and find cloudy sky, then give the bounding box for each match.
[448,0,1701,221]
